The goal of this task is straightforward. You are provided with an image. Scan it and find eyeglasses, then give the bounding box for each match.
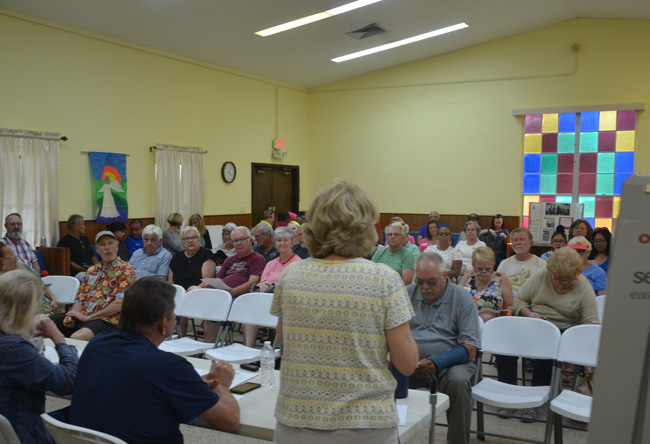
[474,267,493,273]
[385,233,402,237]
[552,239,567,244]
[438,232,451,236]
[182,236,199,242]
[592,239,607,244]
[254,233,268,239]
[415,278,438,287]
[232,237,250,244]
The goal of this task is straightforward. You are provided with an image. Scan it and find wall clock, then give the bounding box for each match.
[221,161,236,183]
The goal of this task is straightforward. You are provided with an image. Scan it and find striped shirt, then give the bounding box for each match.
[2,236,37,268]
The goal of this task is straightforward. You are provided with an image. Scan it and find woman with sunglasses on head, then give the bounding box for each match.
[541,225,567,261]
[479,214,509,239]
[589,227,611,273]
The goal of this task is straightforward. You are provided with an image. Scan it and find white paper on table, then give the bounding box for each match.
[200,278,232,290]
[397,405,408,426]
[44,346,82,364]
[194,368,258,389]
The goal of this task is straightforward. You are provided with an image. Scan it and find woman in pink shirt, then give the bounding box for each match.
[257,227,302,293]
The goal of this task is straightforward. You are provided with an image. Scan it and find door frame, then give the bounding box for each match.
[251,163,300,222]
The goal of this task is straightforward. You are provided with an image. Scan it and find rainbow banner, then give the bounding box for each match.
[89,152,128,223]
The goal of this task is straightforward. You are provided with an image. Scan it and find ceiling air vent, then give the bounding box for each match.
[345,23,387,40]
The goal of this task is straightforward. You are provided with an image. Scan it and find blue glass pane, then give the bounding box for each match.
[615,152,635,173]
[524,174,540,194]
[558,113,576,132]
[524,154,541,173]
[615,174,633,195]
[584,218,595,229]
[581,112,600,131]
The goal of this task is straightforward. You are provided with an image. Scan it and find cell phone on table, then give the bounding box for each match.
[230,382,261,395]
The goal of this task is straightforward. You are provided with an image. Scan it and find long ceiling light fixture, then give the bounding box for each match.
[332,22,469,62]
[255,0,382,37]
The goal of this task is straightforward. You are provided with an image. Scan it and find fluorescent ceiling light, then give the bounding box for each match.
[255,0,382,37]
[332,22,469,63]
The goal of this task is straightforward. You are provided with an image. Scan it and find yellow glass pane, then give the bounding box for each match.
[542,113,559,133]
[599,111,617,131]
[616,131,635,151]
[613,196,621,218]
[522,195,539,216]
[524,134,542,153]
[595,219,612,231]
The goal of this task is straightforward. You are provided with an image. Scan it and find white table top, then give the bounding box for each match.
[47,338,449,442]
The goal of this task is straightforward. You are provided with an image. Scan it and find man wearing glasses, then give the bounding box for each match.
[407,252,481,444]
[252,223,279,262]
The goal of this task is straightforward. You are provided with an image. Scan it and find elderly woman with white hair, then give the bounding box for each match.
[168,226,216,290]
[271,180,418,444]
[568,236,607,295]
[215,222,237,257]
[256,227,302,294]
[456,221,486,275]
[0,270,78,443]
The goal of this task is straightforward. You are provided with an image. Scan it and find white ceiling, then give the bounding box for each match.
[1,0,649,88]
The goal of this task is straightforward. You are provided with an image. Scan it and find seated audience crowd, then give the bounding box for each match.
[0,203,610,444]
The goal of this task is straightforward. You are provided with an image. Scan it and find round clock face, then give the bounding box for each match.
[221,161,236,183]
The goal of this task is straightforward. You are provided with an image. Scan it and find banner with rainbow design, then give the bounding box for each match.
[89,152,128,223]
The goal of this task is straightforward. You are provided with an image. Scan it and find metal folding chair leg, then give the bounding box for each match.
[427,370,438,444]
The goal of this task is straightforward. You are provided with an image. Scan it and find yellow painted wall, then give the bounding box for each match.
[0,9,309,220]
[307,18,650,215]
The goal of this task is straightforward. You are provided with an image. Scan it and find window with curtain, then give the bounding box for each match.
[0,128,60,247]
[521,110,637,232]
[154,144,206,229]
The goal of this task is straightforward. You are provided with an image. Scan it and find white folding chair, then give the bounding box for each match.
[42,275,80,305]
[595,295,606,323]
[548,324,601,444]
[0,413,20,444]
[159,288,232,356]
[205,292,279,364]
[472,316,561,443]
[41,413,127,444]
[171,284,186,337]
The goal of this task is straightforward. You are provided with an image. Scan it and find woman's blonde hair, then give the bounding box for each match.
[472,246,495,267]
[547,246,582,277]
[0,270,42,338]
[188,213,206,235]
[180,226,200,239]
[305,179,378,259]
[167,212,183,227]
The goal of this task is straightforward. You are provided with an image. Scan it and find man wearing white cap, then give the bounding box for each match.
[50,230,137,340]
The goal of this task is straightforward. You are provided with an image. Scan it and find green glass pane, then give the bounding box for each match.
[597,153,615,173]
[596,174,614,195]
[579,196,596,217]
[579,132,598,153]
[540,174,557,194]
[558,133,575,153]
[541,154,557,173]
[556,195,573,203]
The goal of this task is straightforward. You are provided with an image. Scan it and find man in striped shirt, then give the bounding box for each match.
[3,213,40,273]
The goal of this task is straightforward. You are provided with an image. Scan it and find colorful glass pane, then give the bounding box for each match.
[522,195,539,216]
[558,133,575,153]
[541,154,557,173]
[524,134,542,153]
[523,216,529,228]
[613,196,621,218]
[599,111,617,131]
[597,153,615,173]
[615,152,634,173]
[557,153,574,173]
[595,196,613,218]
[579,175,596,194]
[579,132,598,152]
[542,133,558,152]
[584,218,595,229]
[540,196,556,203]
[581,112,599,131]
[524,175,540,194]
[616,131,635,151]
[558,113,576,132]
[540,175,557,194]
[594,219,613,231]
[525,114,542,133]
[542,113,559,133]
[580,153,597,173]
[598,131,616,152]
[617,110,636,130]
[524,154,541,173]
[556,195,573,203]
[557,174,573,194]
[596,174,614,195]
[615,174,632,195]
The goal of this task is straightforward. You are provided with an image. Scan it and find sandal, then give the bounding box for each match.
[497,408,516,419]
[520,408,538,423]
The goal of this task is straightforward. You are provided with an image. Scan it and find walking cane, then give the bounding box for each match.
[428,370,438,444]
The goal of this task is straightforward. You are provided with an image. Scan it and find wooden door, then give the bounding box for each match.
[251,163,299,226]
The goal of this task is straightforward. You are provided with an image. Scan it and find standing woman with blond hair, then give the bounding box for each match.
[0,270,78,443]
[271,180,418,444]
[188,213,212,250]
[163,212,184,255]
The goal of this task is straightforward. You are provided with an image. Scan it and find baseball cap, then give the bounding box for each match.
[95,230,117,243]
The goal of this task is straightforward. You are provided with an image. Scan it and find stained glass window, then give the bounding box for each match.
[522,110,636,232]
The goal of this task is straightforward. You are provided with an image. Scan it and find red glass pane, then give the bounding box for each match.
[557,154,574,173]
[557,174,573,194]
[579,175,596,194]
[598,131,616,152]
[525,115,542,133]
[540,196,556,203]
[580,153,598,173]
[542,133,558,153]
[595,197,613,218]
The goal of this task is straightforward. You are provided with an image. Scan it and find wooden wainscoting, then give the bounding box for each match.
[379,213,521,235]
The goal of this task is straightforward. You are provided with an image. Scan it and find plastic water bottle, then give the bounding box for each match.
[260,341,275,388]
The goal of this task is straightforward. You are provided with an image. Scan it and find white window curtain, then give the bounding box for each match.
[154,144,206,229]
[0,128,60,247]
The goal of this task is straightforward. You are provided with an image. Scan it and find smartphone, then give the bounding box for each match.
[230,382,261,395]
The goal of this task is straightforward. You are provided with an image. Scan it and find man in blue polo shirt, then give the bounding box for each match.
[128,224,172,279]
[69,278,239,444]
[416,210,447,245]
